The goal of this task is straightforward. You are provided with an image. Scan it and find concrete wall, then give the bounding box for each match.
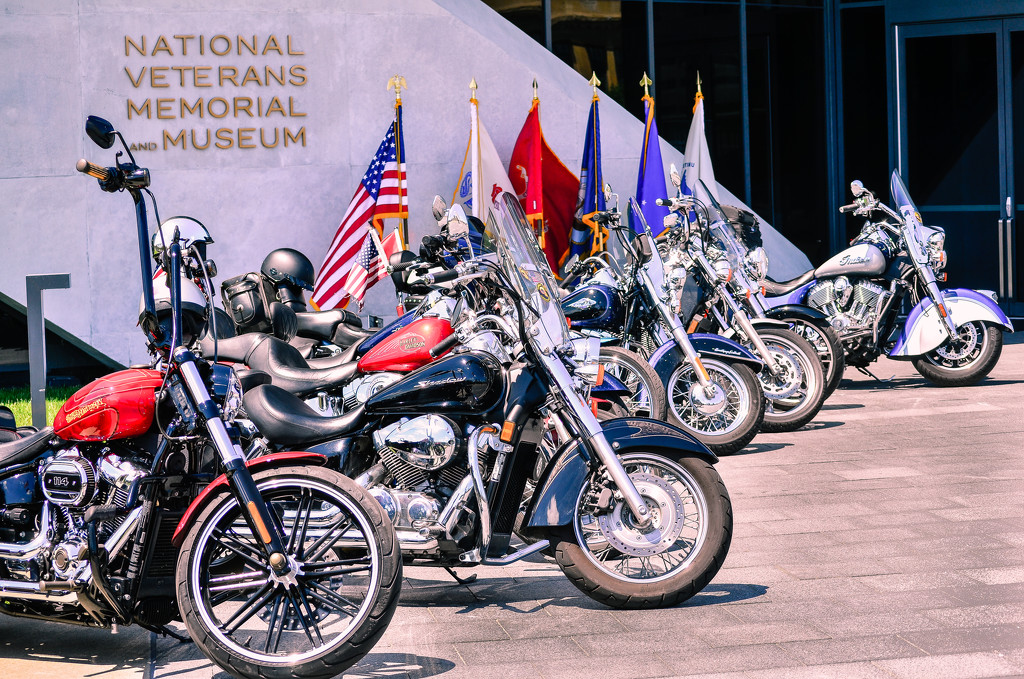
[0,0,810,366]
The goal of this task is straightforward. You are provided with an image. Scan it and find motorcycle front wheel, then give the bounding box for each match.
[176,467,402,679]
[786,319,845,397]
[757,328,826,433]
[546,451,732,609]
[665,358,765,455]
[597,346,668,420]
[912,320,1003,387]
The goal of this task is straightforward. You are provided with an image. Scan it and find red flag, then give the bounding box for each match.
[509,100,578,271]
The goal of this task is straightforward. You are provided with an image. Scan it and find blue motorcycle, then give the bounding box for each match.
[758,171,1013,386]
[561,197,765,455]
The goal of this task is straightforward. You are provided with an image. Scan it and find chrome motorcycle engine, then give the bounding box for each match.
[343,372,403,412]
[806,278,890,336]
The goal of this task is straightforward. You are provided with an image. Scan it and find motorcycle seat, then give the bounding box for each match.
[762,270,816,296]
[0,427,54,468]
[199,333,267,364]
[242,384,366,446]
[295,309,367,345]
[244,335,359,397]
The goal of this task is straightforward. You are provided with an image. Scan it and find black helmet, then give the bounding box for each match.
[261,248,315,292]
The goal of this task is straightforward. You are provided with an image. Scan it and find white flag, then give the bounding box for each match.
[681,92,720,206]
[453,93,514,219]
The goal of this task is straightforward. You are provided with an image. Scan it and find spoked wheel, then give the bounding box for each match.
[176,467,402,679]
[597,346,668,419]
[912,321,1003,387]
[786,319,845,397]
[546,452,732,609]
[665,358,765,455]
[756,328,826,433]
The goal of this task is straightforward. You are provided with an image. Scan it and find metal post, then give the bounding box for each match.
[26,274,71,429]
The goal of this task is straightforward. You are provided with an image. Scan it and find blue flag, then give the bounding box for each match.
[635,95,670,235]
[569,96,605,261]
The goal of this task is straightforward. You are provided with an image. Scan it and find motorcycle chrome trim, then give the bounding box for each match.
[466,426,492,558]
[482,539,550,565]
[102,505,145,558]
[0,503,52,560]
[0,579,80,604]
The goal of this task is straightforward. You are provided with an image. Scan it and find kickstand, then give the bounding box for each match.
[142,623,193,643]
[444,566,478,585]
[856,366,895,383]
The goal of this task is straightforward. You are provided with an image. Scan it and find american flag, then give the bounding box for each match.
[340,227,404,309]
[311,106,407,310]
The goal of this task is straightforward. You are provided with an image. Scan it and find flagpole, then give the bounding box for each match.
[469,78,481,219]
[387,74,409,246]
[531,79,546,252]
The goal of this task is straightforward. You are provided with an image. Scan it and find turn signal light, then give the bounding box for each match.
[500,421,516,443]
[595,364,605,386]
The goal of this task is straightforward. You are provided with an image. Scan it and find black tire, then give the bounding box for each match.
[545,451,732,609]
[665,358,765,455]
[176,467,402,679]
[912,321,1003,387]
[786,319,845,397]
[756,328,826,433]
[597,346,668,420]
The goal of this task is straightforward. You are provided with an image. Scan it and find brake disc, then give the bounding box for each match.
[760,343,802,400]
[597,473,686,557]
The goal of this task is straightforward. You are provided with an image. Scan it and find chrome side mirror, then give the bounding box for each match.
[446,203,470,242]
[432,195,448,223]
[850,180,866,197]
[669,163,682,189]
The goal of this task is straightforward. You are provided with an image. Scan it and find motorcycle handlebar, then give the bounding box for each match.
[425,268,461,285]
[428,332,460,358]
[76,158,112,182]
[390,259,420,273]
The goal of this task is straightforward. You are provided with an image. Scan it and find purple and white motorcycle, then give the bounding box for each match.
[758,170,1013,386]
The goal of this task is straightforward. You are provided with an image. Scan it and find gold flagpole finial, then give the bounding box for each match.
[469,78,478,101]
[387,74,408,105]
[696,71,702,95]
[532,78,539,102]
[640,72,653,99]
[589,72,601,99]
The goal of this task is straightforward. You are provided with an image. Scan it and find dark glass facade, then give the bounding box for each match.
[483,0,1024,311]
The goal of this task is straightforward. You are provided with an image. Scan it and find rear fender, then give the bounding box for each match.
[171,452,327,548]
[888,288,1014,358]
[749,318,792,330]
[523,418,715,530]
[764,304,829,324]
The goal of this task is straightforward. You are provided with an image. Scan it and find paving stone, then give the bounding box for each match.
[870,651,1024,678]
[453,636,588,666]
[537,654,677,679]
[736,662,896,678]
[922,604,1024,628]
[897,623,1024,655]
[690,621,831,648]
[777,634,924,664]
[658,643,802,676]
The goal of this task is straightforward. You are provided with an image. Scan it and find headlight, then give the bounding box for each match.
[712,258,732,283]
[744,247,769,282]
[926,231,946,272]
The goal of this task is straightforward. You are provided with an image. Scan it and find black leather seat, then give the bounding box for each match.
[295,309,363,341]
[0,428,54,468]
[242,385,367,446]
[199,333,267,364]
[244,336,359,397]
[762,270,816,297]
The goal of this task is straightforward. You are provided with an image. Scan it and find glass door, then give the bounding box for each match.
[897,19,1020,313]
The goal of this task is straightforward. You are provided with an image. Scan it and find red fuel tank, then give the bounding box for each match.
[357,317,453,373]
[53,369,164,442]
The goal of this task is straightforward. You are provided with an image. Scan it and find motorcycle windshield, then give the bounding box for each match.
[486,192,569,347]
[627,198,666,290]
[890,170,929,265]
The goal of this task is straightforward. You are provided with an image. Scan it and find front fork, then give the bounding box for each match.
[638,269,716,392]
[540,351,653,528]
[715,285,783,375]
[174,348,292,574]
[923,277,959,339]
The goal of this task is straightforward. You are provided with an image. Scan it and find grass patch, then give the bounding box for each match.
[0,386,79,428]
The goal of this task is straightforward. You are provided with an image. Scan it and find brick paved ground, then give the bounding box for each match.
[2,341,1023,679]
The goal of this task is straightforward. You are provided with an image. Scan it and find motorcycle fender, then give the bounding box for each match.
[590,372,630,397]
[171,452,327,548]
[749,318,791,330]
[523,418,716,530]
[649,335,763,384]
[888,288,1014,358]
[764,305,830,324]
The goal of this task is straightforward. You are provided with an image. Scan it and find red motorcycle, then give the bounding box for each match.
[0,116,400,679]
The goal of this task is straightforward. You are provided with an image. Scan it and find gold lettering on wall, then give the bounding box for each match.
[124,33,308,151]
